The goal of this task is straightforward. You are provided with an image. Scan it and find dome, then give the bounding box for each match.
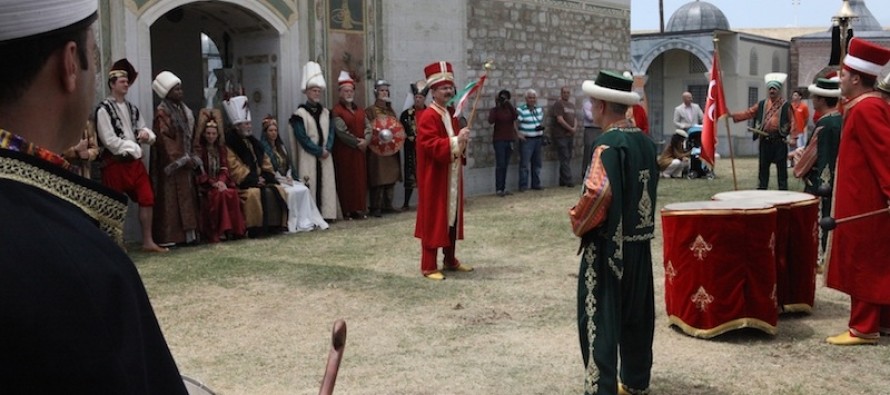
[666,1,730,32]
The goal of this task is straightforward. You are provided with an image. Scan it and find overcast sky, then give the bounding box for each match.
[631,0,890,30]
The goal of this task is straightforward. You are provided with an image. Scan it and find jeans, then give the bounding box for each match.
[519,136,543,190]
[555,136,574,185]
[493,140,513,192]
[582,127,602,176]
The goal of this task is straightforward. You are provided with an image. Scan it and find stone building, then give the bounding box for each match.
[631,0,791,157]
[94,0,631,239]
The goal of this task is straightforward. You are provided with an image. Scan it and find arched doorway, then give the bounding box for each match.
[149,2,283,135]
[644,48,708,142]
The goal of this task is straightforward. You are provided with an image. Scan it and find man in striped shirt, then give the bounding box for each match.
[516,89,545,191]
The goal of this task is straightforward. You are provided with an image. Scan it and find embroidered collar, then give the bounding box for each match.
[0,128,73,172]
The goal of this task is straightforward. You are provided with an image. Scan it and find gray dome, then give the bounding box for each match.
[666,1,730,32]
[847,0,884,33]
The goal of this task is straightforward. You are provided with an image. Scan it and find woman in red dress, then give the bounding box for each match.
[193,109,246,242]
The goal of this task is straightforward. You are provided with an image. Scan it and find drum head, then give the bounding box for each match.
[663,200,774,212]
[712,190,816,205]
[182,375,218,395]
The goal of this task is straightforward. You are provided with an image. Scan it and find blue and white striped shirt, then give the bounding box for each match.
[516,104,544,137]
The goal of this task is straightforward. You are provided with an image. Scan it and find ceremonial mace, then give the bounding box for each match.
[318,319,347,395]
[465,60,495,128]
[819,205,890,231]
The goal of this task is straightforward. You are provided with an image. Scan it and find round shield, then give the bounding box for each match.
[370,115,406,156]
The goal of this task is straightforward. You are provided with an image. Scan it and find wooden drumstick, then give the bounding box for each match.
[819,206,890,230]
[318,319,347,395]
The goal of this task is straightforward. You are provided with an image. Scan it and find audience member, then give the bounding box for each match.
[581,97,602,175]
[224,95,287,236]
[290,61,339,220]
[516,88,545,191]
[400,80,428,209]
[365,79,403,217]
[552,86,578,187]
[193,108,246,242]
[151,71,200,246]
[489,89,519,196]
[332,70,370,219]
[658,129,691,178]
[95,58,167,252]
[672,91,703,131]
[261,115,329,232]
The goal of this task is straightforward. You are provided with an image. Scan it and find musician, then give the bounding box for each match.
[365,79,403,217]
[576,70,658,395]
[0,1,187,391]
[825,38,890,346]
[730,73,794,190]
[792,78,841,256]
[414,61,474,280]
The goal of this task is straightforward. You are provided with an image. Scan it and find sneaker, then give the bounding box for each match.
[496,190,506,197]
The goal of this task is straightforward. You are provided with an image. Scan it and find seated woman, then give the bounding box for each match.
[260,116,329,232]
[658,129,690,178]
[193,109,247,242]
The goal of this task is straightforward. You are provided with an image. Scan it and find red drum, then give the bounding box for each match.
[712,190,819,313]
[661,200,779,338]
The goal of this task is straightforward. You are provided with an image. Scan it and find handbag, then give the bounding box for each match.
[569,145,613,237]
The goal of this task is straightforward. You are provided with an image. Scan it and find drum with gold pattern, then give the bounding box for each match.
[712,190,820,314]
[661,200,778,338]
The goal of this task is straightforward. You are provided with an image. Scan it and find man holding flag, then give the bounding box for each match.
[414,61,474,281]
[730,72,793,190]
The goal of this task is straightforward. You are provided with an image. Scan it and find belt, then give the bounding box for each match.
[760,132,785,142]
[103,152,136,163]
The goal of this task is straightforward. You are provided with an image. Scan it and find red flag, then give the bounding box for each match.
[702,52,726,169]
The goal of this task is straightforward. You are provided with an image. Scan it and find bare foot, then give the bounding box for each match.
[142,244,169,253]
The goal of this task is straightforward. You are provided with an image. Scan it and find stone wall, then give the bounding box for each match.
[463,0,631,177]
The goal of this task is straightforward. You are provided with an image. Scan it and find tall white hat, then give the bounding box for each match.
[152,71,181,99]
[0,0,97,42]
[302,61,326,91]
[222,96,251,125]
[581,70,640,106]
[337,70,355,89]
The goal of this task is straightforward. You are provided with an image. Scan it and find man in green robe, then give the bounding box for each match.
[574,71,658,395]
[799,77,842,256]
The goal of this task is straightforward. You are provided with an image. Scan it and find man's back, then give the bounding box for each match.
[0,153,186,393]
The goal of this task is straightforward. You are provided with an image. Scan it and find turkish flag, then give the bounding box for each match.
[702,53,726,169]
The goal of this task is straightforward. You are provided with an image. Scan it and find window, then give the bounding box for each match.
[688,85,707,107]
[772,51,781,73]
[689,54,707,74]
[749,48,759,76]
[747,87,759,127]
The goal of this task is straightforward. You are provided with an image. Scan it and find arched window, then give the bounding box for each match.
[772,51,781,72]
[749,48,759,76]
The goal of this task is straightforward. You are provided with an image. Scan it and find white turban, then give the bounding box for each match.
[0,0,97,42]
[152,71,181,99]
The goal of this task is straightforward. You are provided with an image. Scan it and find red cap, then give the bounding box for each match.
[843,38,890,78]
[424,61,454,90]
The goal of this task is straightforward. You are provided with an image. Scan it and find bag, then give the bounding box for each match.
[569,145,613,237]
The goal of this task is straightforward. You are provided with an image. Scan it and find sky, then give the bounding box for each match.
[631,0,890,31]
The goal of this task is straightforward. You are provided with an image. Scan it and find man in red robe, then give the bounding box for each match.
[825,38,890,346]
[414,61,474,281]
[332,70,370,219]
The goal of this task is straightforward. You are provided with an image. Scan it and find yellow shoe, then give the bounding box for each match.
[445,263,474,272]
[618,383,631,395]
[826,331,878,346]
[424,271,445,281]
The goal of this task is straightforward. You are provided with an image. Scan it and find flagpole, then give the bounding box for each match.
[713,37,739,190]
[465,60,494,128]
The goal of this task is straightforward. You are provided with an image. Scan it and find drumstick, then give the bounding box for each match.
[318,319,347,395]
[819,206,890,230]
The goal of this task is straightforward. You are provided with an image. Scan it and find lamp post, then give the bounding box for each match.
[832,0,858,62]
